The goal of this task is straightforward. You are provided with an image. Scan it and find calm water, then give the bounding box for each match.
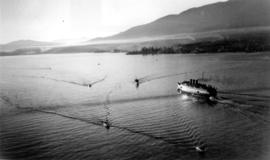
[0,52,270,160]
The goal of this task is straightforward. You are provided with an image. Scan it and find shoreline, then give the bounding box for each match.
[1,51,269,57]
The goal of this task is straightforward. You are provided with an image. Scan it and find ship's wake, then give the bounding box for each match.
[214,96,270,124]
[0,93,206,153]
[12,75,107,88]
[135,63,251,86]
[2,67,52,70]
[1,84,269,156]
[135,72,192,85]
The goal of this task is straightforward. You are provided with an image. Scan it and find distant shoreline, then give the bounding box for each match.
[1,30,270,57]
[0,51,269,58]
[127,36,270,55]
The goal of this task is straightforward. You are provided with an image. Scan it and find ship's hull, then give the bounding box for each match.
[177,84,212,99]
[177,79,217,102]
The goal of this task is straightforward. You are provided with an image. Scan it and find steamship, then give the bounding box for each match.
[177,79,217,100]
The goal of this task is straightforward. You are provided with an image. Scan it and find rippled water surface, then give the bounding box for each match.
[0,52,270,160]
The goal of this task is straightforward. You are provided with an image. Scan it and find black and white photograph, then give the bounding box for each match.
[0,0,270,159]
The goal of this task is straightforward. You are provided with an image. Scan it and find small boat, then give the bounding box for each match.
[177,79,217,100]
[134,78,140,88]
[195,146,206,153]
[102,121,110,129]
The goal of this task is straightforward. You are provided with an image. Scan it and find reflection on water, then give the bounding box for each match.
[0,53,270,160]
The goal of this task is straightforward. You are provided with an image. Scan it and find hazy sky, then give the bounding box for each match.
[0,0,227,43]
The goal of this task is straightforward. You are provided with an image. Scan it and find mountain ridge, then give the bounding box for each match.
[0,40,60,51]
[92,0,270,41]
